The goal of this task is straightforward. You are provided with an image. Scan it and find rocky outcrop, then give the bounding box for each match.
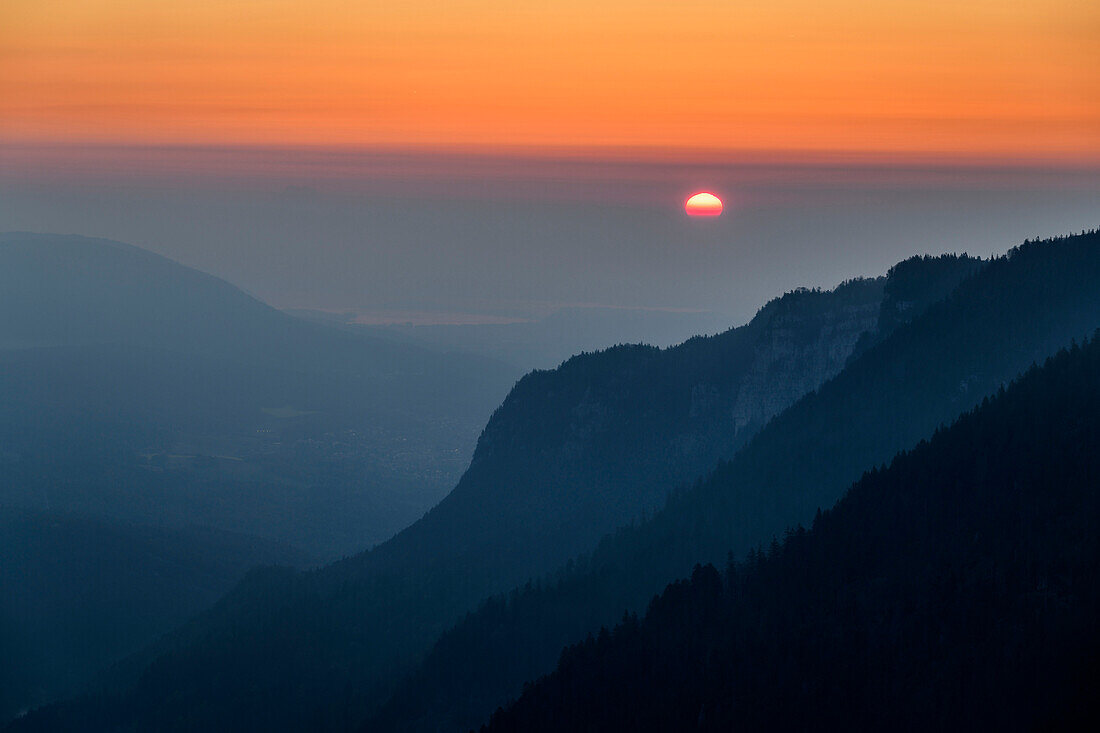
[463,277,888,540]
[731,298,881,437]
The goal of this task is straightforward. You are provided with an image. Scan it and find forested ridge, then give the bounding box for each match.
[483,335,1100,731]
[368,230,1100,733]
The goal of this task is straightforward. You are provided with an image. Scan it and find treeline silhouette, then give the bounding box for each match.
[483,335,1100,732]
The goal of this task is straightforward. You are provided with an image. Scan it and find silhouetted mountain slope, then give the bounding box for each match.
[384,276,885,591]
[0,232,517,555]
[7,261,935,732]
[0,508,307,722]
[366,231,1098,733]
[481,336,1100,732]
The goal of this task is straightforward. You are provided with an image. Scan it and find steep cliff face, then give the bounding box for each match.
[726,256,981,444]
[446,279,887,579]
[729,297,881,437]
[481,282,882,477]
[452,256,985,586]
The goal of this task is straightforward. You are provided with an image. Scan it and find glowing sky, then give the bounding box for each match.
[2,0,1098,157]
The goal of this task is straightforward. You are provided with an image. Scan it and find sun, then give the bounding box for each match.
[685,192,723,217]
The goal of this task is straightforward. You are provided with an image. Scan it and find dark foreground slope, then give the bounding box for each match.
[483,336,1100,732]
[368,231,1100,733]
[0,509,306,721]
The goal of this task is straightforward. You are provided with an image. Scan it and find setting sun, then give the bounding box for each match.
[685,192,723,217]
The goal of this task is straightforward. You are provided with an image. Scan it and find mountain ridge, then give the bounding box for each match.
[366,230,1099,733]
[480,334,1100,731]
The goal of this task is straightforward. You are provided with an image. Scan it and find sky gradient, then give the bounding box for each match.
[2,1,1097,333]
[3,0,1098,157]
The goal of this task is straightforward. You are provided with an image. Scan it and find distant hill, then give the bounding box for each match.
[0,232,518,556]
[480,335,1100,732]
[11,247,996,731]
[0,508,307,722]
[0,232,278,355]
[365,231,1097,733]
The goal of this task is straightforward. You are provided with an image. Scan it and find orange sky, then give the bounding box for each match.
[2,1,1098,158]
